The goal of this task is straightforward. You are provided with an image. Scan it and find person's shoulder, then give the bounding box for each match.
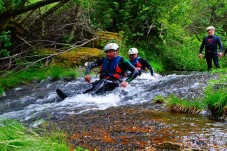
[138,57,148,62]
[214,35,221,39]
[138,57,144,61]
[118,56,129,63]
[96,57,105,63]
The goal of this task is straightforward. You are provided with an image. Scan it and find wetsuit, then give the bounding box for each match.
[199,35,222,70]
[129,57,154,76]
[84,56,139,95]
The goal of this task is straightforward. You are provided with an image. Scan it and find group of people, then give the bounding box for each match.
[83,43,154,95]
[56,43,154,99]
[57,25,224,100]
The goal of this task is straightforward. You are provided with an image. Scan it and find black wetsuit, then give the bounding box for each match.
[199,35,222,70]
[129,57,154,76]
[84,56,139,95]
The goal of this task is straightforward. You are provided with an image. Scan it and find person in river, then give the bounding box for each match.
[128,48,154,76]
[199,26,223,71]
[56,43,139,100]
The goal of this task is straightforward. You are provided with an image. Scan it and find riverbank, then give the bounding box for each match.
[49,102,227,150]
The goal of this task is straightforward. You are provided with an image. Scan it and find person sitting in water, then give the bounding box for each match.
[83,43,139,94]
[128,48,154,76]
[56,43,139,100]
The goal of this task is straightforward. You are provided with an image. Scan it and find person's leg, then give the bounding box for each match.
[213,53,220,68]
[83,80,99,94]
[205,53,212,71]
[90,79,119,95]
[90,79,107,95]
[56,89,68,100]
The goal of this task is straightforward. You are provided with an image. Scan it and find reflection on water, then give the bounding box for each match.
[149,112,227,150]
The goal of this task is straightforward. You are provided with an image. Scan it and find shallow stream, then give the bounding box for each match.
[0,72,226,150]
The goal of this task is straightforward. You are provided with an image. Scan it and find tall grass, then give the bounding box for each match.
[0,119,69,151]
[165,95,205,114]
[203,74,227,116]
[165,73,227,116]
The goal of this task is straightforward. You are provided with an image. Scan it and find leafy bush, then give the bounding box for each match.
[0,31,11,57]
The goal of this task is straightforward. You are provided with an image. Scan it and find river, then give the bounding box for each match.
[0,72,226,150]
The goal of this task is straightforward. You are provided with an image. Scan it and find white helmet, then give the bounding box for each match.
[104,43,119,52]
[207,26,215,31]
[128,48,138,54]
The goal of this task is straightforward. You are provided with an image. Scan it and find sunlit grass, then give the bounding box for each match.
[0,65,82,96]
[165,95,205,114]
[0,119,70,151]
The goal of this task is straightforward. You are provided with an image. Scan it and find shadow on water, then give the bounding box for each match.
[0,72,226,150]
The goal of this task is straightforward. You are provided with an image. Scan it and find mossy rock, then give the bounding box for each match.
[91,31,123,49]
[54,47,104,66]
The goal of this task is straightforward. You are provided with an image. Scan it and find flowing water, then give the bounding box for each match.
[0,72,226,150]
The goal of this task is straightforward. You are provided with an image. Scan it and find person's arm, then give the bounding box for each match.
[139,58,154,76]
[199,38,206,54]
[199,37,206,59]
[217,37,222,53]
[120,58,139,83]
[84,58,104,83]
[217,37,223,57]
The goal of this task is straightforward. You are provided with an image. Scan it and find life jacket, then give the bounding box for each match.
[130,57,142,70]
[100,56,123,79]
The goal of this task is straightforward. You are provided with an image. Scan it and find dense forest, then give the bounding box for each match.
[1,0,227,74]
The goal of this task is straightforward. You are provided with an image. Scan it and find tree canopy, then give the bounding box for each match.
[0,0,227,73]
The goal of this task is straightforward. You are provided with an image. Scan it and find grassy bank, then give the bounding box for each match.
[162,71,227,116]
[0,65,83,96]
[0,119,90,151]
[0,119,69,151]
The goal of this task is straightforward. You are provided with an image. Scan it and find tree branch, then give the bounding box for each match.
[0,0,69,19]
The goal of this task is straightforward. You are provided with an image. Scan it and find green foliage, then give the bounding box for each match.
[75,147,90,151]
[153,95,165,104]
[0,31,11,57]
[87,0,227,71]
[0,87,4,95]
[0,119,70,151]
[0,0,25,13]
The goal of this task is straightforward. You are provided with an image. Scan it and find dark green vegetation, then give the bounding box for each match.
[1,0,227,74]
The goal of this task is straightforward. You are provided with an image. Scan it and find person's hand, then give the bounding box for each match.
[84,74,91,83]
[120,81,128,87]
[199,54,203,59]
[218,53,223,57]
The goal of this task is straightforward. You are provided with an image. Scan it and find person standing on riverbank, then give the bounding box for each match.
[128,48,154,76]
[199,26,223,71]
